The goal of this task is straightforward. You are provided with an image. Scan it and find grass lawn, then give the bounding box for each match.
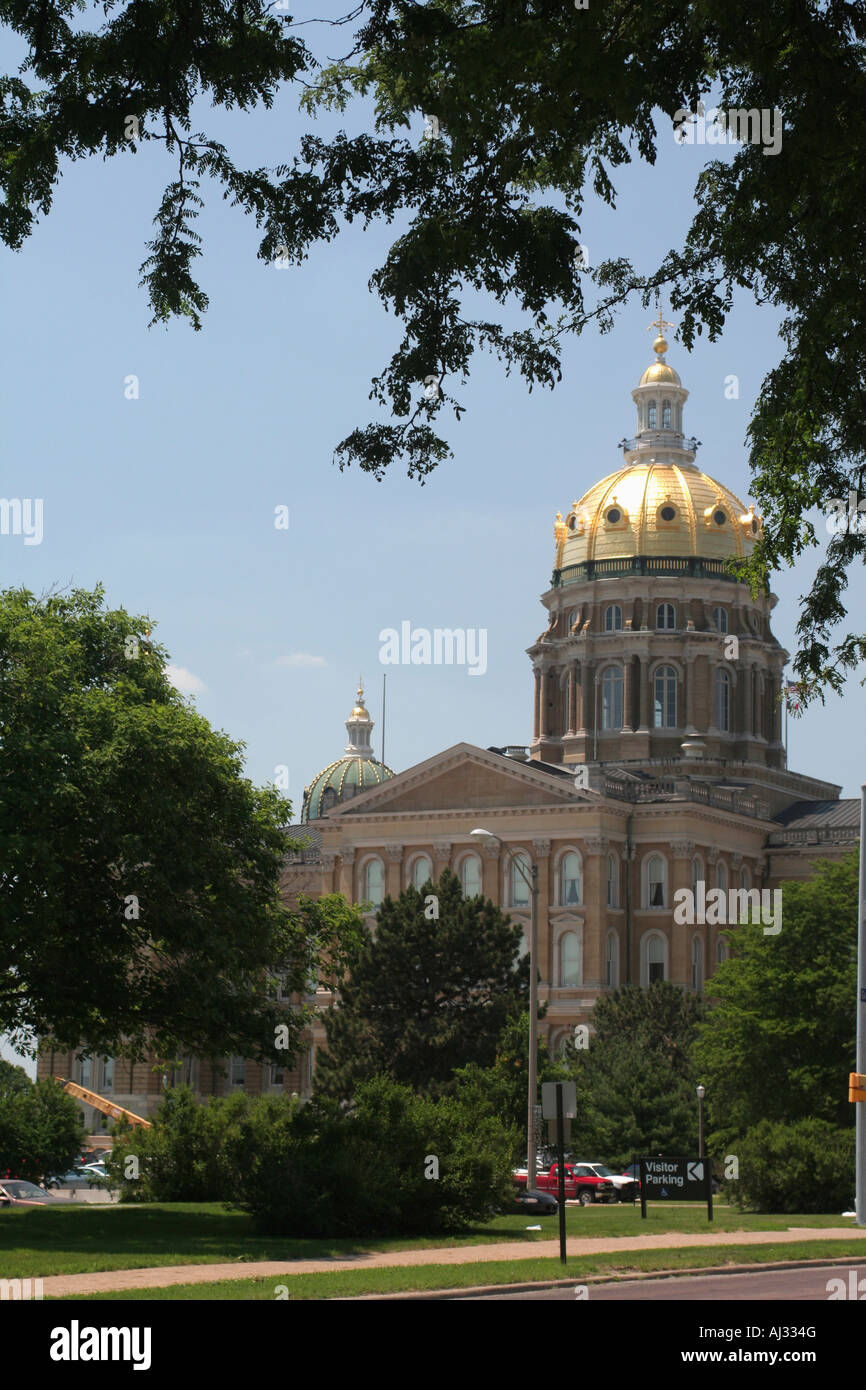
[59,1238,866,1300]
[0,1201,859,1280]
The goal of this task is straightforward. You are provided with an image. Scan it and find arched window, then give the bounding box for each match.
[712,606,728,633]
[716,936,729,964]
[604,604,622,632]
[739,866,751,892]
[80,1056,92,1089]
[656,602,675,630]
[646,854,666,908]
[647,399,657,428]
[714,668,731,731]
[411,854,433,890]
[716,859,729,894]
[511,851,531,908]
[560,851,581,906]
[102,1057,115,1092]
[461,854,482,898]
[605,932,619,987]
[568,608,580,630]
[662,399,672,428]
[646,934,666,983]
[691,936,704,991]
[560,932,581,987]
[364,857,385,907]
[653,665,677,728]
[606,853,619,908]
[601,666,623,730]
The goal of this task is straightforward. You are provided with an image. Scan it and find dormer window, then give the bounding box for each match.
[647,400,657,428]
[713,508,727,526]
[606,507,622,524]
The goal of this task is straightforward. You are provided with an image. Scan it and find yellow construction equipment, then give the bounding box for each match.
[56,1078,152,1129]
[849,1072,866,1103]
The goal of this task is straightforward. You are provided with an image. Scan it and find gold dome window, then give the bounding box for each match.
[657,502,678,526]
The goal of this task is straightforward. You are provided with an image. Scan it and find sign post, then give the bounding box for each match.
[542,1081,576,1266]
[638,1155,713,1221]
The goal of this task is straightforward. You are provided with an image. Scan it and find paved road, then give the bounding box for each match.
[462,1264,866,1300]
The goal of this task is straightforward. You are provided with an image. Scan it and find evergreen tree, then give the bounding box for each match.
[315,868,529,1100]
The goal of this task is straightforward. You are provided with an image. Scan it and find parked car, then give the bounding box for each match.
[513,1163,617,1205]
[47,1163,108,1190]
[512,1187,559,1216]
[0,1179,59,1207]
[575,1162,639,1202]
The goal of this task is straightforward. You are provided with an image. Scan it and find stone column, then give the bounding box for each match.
[580,662,592,733]
[482,837,501,902]
[319,850,338,893]
[638,656,649,730]
[669,840,695,988]
[582,835,609,988]
[434,840,452,881]
[533,667,541,739]
[566,667,576,734]
[385,843,403,898]
[533,838,551,986]
[338,847,355,900]
[685,653,696,728]
[540,669,550,737]
[742,666,753,737]
[622,657,633,732]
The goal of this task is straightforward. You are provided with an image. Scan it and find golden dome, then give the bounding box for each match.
[557,461,761,568]
[350,680,369,720]
[639,359,681,386]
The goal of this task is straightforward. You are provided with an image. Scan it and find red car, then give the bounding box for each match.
[513,1163,617,1205]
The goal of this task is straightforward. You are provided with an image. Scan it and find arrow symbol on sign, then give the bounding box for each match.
[687,1161,704,1182]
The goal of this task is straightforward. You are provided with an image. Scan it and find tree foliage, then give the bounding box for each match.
[0,1075,85,1181]
[566,981,706,1166]
[0,584,364,1063]
[314,868,529,1100]
[731,1117,855,1215]
[3,3,865,694]
[692,853,858,1156]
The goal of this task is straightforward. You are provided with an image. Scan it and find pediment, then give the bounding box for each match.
[325,743,584,818]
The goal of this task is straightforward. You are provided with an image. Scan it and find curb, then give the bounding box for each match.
[339,1253,866,1300]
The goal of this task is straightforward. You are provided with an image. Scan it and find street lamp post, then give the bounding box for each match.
[472,828,540,1191]
[696,1084,705,1158]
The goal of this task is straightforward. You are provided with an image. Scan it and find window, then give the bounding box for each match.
[714,668,731,731]
[605,932,619,987]
[364,857,385,907]
[716,936,729,964]
[739,866,751,892]
[604,604,622,632]
[662,400,672,428]
[647,935,665,983]
[411,854,433,890]
[568,608,580,629]
[601,666,623,730]
[461,854,482,898]
[80,1057,92,1089]
[653,666,677,728]
[648,400,657,428]
[606,853,618,908]
[102,1057,115,1092]
[647,855,666,908]
[656,602,675,630]
[511,851,531,908]
[691,856,703,899]
[231,1056,246,1089]
[606,507,622,525]
[278,971,291,1002]
[716,860,729,894]
[560,851,581,906]
[560,932,580,987]
[713,606,728,633]
[659,504,677,522]
[713,508,727,526]
[691,936,703,991]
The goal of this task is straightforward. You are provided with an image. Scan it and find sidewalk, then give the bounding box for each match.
[40,1225,866,1297]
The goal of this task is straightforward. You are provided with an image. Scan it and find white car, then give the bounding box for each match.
[575,1163,638,1202]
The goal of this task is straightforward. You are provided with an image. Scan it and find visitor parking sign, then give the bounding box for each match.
[638,1155,714,1221]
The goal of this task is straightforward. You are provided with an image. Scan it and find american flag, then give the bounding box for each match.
[785,681,803,714]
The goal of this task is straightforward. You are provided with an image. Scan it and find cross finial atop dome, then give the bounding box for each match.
[648,300,675,357]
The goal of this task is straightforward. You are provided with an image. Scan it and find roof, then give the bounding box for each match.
[773,800,861,829]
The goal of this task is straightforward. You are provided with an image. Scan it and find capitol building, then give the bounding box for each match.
[42,325,860,1116]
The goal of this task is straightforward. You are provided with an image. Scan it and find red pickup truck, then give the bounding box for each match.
[513,1163,617,1205]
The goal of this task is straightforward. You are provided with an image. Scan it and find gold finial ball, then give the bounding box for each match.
[653,334,668,356]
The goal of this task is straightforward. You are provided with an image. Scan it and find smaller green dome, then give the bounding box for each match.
[302,755,395,822]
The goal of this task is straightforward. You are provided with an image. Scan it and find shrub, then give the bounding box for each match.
[107,1086,252,1201]
[731,1117,855,1213]
[231,1074,518,1236]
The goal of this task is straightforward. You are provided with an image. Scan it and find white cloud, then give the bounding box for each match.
[277,653,327,668]
[166,664,206,694]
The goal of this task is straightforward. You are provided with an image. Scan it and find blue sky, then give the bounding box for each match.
[2,20,864,1071]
